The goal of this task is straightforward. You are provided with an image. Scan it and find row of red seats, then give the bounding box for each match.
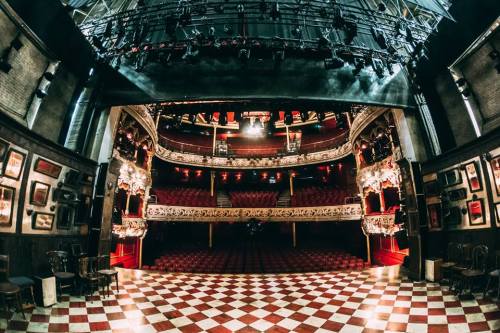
[229,191,278,208]
[291,186,349,207]
[142,247,369,274]
[151,188,217,207]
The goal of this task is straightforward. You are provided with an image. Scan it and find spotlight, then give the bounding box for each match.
[208,26,216,42]
[188,113,197,124]
[204,112,213,122]
[137,0,146,7]
[238,48,250,65]
[324,55,345,70]
[316,111,325,122]
[180,5,192,26]
[413,41,425,59]
[461,88,471,97]
[344,18,358,44]
[377,3,386,11]
[219,112,228,126]
[352,57,365,76]
[234,111,243,122]
[332,6,344,29]
[371,27,387,49]
[284,111,293,125]
[270,2,280,21]
[291,27,302,39]
[371,57,385,79]
[318,36,330,49]
[103,20,113,38]
[91,36,106,52]
[43,71,55,81]
[300,111,309,122]
[224,24,234,35]
[182,44,199,63]
[319,7,328,18]
[237,3,245,19]
[269,111,279,124]
[386,61,395,75]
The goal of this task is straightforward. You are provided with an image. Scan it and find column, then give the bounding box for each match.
[212,125,217,155]
[292,222,297,248]
[138,238,143,268]
[209,223,213,249]
[365,234,371,265]
[125,191,131,215]
[285,125,290,151]
[379,185,385,213]
[210,171,215,197]
[289,172,294,196]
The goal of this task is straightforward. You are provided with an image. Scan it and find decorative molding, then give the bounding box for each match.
[349,107,391,145]
[113,218,147,238]
[362,214,401,235]
[357,156,400,190]
[122,105,158,148]
[155,141,353,169]
[146,204,362,222]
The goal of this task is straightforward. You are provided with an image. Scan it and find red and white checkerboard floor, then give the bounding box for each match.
[1,266,499,333]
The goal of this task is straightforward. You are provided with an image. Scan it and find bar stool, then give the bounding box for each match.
[97,255,119,297]
[0,255,25,320]
[484,250,500,300]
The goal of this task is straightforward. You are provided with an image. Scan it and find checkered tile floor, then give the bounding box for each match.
[1,266,499,333]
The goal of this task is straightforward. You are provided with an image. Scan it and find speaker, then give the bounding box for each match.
[395,229,409,250]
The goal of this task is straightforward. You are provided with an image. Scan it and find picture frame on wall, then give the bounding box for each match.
[427,203,442,229]
[465,162,482,193]
[467,199,486,226]
[438,168,462,188]
[34,158,62,179]
[57,205,73,229]
[30,181,51,206]
[0,139,8,176]
[32,212,55,230]
[445,206,462,226]
[423,181,440,197]
[0,185,15,226]
[3,149,26,180]
[490,155,500,196]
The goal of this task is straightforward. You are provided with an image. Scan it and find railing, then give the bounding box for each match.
[159,130,349,158]
[146,204,362,222]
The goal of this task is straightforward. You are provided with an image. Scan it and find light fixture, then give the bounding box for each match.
[377,3,386,11]
[273,50,285,68]
[300,111,309,122]
[316,111,325,122]
[352,56,365,76]
[344,18,358,44]
[238,48,250,65]
[371,57,385,79]
[182,44,199,63]
[204,112,213,122]
[371,27,387,49]
[237,3,245,18]
[270,2,280,21]
[165,15,178,36]
[324,55,345,70]
[188,113,197,124]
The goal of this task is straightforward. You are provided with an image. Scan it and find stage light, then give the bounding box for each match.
[219,112,228,126]
[103,20,113,38]
[319,7,328,18]
[377,3,386,11]
[352,57,365,76]
[344,18,358,44]
[300,111,309,122]
[332,6,344,29]
[371,57,385,79]
[237,3,245,19]
[35,89,47,99]
[386,61,395,75]
[238,48,250,65]
[270,2,280,21]
[234,111,243,122]
[137,0,146,7]
[215,4,224,13]
[224,24,234,35]
[180,5,192,26]
[413,41,425,59]
[284,111,293,125]
[182,44,199,63]
[291,27,302,39]
[318,36,330,48]
[371,27,387,49]
[208,27,216,42]
[188,113,197,124]
[324,56,344,70]
[455,78,467,87]
[316,111,325,122]
[165,15,178,36]
[91,35,106,52]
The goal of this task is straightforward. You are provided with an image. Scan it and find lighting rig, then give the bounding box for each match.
[76,0,450,80]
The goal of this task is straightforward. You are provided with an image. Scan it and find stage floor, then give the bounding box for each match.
[2,266,500,333]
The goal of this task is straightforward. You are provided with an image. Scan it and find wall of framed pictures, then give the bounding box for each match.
[485,147,500,227]
[0,140,28,234]
[423,156,492,231]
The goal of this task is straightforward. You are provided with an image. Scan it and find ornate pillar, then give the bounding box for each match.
[365,234,371,265]
[125,191,131,215]
[212,125,217,155]
[138,238,143,268]
[292,222,297,248]
[209,223,213,248]
[286,125,290,151]
[289,172,294,196]
[210,171,216,197]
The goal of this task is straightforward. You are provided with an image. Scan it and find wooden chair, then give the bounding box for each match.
[440,242,460,284]
[0,255,25,320]
[483,250,500,300]
[1,254,35,309]
[97,255,119,297]
[459,245,488,296]
[46,251,76,299]
[450,243,473,291]
[78,257,101,300]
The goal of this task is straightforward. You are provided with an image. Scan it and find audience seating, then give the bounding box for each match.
[229,191,278,208]
[143,247,369,274]
[151,188,217,207]
[291,186,348,207]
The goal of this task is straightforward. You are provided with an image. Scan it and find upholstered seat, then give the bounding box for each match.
[54,271,75,279]
[8,276,34,287]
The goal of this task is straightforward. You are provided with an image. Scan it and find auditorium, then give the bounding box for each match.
[0,0,499,332]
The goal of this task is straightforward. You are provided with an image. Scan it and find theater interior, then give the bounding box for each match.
[0,0,499,332]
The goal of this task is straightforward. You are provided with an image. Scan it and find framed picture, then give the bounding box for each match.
[465,162,482,192]
[0,185,15,226]
[64,170,80,187]
[438,168,462,188]
[467,199,486,226]
[423,181,440,197]
[445,206,462,226]
[427,203,442,229]
[34,158,62,179]
[30,181,51,206]
[0,139,8,175]
[57,205,73,229]
[32,212,55,230]
[490,155,500,196]
[3,149,26,180]
[447,188,467,201]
